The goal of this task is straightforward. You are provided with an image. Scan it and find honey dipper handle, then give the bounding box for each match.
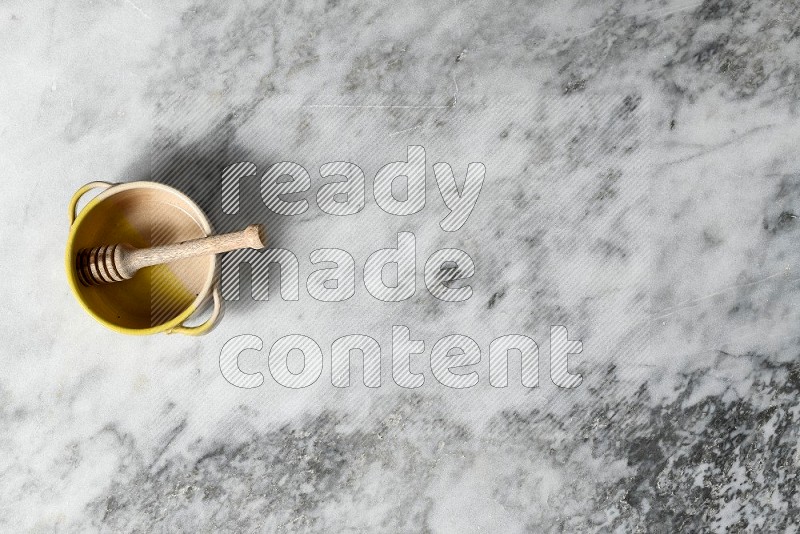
[123,224,266,273]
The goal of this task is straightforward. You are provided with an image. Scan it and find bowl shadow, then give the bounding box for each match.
[116,121,288,322]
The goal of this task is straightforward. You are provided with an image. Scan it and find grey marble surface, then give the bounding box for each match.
[1,0,799,532]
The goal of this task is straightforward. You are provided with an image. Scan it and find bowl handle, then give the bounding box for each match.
[168,285,223,336]
[69,181,114,224]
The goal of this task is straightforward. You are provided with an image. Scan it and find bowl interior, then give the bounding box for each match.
[68,186,215,331]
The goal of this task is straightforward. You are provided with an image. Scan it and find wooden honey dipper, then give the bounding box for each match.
[77,224,266,286]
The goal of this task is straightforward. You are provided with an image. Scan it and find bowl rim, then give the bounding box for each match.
[65,181,217,335]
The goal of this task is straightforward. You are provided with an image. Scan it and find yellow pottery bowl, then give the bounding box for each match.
[65,181,222,335]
